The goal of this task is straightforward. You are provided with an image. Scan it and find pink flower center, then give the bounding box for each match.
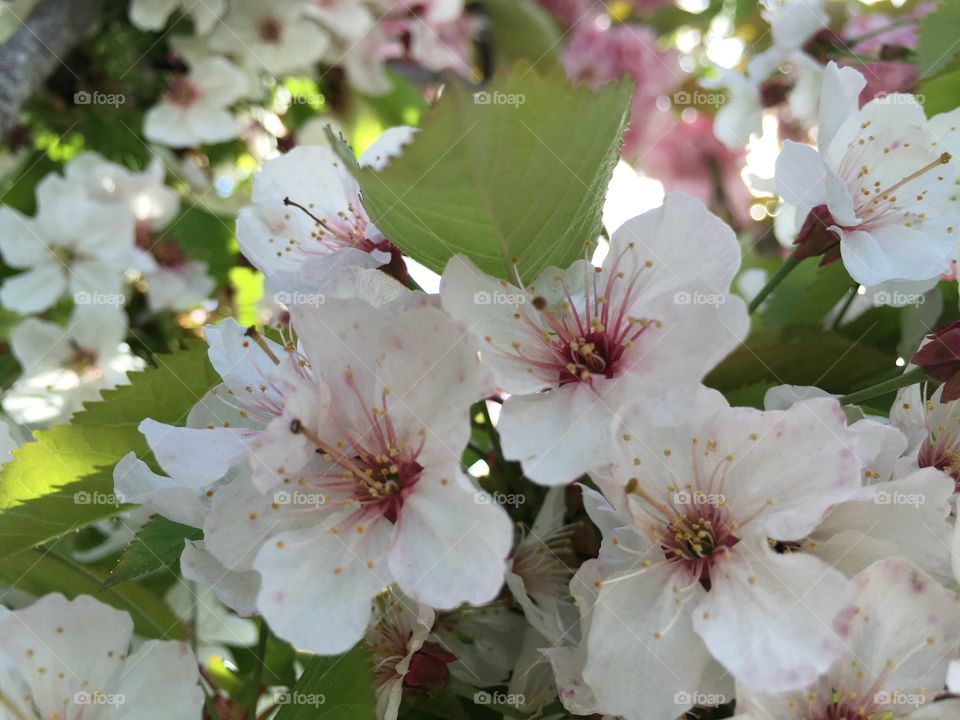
[256,15,283,43]
[165,76,200,108]
[282,195,392,257]
[918,431,960,491]
[489,244,659,387]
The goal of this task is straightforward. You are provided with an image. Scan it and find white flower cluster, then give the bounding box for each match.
[134,0,482,148]
[106,83,960,718]
[0,152,214,426]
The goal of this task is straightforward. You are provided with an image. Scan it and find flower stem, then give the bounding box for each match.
[839,366,928,406]
[748,254,803,313]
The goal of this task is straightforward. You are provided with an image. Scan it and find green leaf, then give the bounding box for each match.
[706,328,894,396]
[921,60,960,116]
[916,2,960,79]
[0,344,218,559]
[0,546,183,638]
[274,645,376,720]
[758,260,854,330]
[483,0,562,73]
[103,516,202,588]
[334,65,633,283]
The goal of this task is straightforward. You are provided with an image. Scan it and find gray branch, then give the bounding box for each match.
[0,0,107,139]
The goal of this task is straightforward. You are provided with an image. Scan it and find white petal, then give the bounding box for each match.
[1,264,67,313]
[694,538,853,692]
[840,225,952,286]
[775,140,829,213]
[388,470,511,608]
[112,640,204,720]
[139,418,256,486]
[113,453,207,527]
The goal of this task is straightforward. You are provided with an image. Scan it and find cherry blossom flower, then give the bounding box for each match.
[733,558,960,720]
[3,305,143,426]
[0,173,144,314]
[891,380,960,487]
[209,0,329,76]
[236,127,417,287]
[574,398,861,718]
[775,62,959,285]
[129,0,225,34]
[0,593,204,719]
[144,56,248,148]
[363,592,446,720]
[505,487,579,644]
[220,297,510,654]
[440,193,748,485]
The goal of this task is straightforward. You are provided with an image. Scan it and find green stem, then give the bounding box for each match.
[839,366,928,406]
[830,284,859,331]
[446,680,528,720]
[247,622,269,720]
[748,254,803,313]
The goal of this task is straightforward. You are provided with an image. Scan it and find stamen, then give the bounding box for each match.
[244,326,281,366]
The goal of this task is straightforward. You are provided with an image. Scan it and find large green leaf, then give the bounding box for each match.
[0,344,218,559]
[921,59,960,116]
[103,515,202,588]
[274,645,375,720]
[0,546,183,638]
[335,65,633,283]
[706,328,894,397]
[916,2,960,79]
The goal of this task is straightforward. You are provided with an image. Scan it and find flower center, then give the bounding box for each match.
[165,76,200,108]
[65,342,101,379]
[918,432,960,491]
[257,15,283,43]
[282,195,389,256]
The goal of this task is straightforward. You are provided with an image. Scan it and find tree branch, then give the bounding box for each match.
[0,0,107,139]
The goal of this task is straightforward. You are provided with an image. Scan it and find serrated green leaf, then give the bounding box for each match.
[916,2,960,79]
[0,546,183,638]
[335,65,632,283]
[103,516,202,588]
[706,328,894,395]
[274,645,375,720]
[0,344,218,559]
